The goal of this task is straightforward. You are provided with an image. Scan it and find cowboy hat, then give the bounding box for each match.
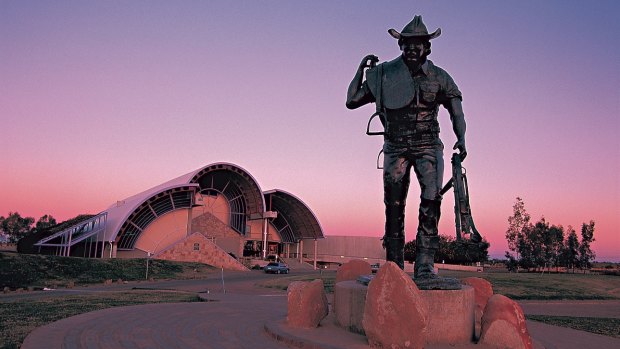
[388,15,441,40]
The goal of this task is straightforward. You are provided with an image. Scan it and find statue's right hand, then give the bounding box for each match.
[359,54,379,70]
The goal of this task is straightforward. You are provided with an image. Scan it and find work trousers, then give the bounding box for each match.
[382,138,444,272]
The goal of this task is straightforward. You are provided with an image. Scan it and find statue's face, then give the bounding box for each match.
[400,38,429,65]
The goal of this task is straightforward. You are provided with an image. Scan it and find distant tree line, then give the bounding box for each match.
[404,234,490,265]
[0,212,57,243]
[505,197,596,273]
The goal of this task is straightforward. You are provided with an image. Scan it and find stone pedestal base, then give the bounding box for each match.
[424,285,475,344]
[334,281,475,345]
[334,280,367,335]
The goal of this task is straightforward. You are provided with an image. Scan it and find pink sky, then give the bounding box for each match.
[1,1,619,261]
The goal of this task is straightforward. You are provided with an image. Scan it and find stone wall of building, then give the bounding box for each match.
[191,212,243,258]
[305,236,385,261]
[155,232,248,271]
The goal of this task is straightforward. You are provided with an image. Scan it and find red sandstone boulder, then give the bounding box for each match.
[287,279,329,328]
[362,262,428,349]
[335,259,372,321]
[480,294,533,349]
[336,259,372,284]
[462,277,493,339]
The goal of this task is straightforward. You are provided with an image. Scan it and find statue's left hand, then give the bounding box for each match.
[359,54,379,71]
[453,140,467,160]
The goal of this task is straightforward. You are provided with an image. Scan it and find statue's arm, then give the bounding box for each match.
[346,55,378,109]
[447,97,467,159]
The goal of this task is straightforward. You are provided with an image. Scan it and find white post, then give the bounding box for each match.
[313,238,318,270]
[298,240,303,263]
[145,252,151,280]
[221,268,226,293]
[66,231,72,257]
[262,218,268,259]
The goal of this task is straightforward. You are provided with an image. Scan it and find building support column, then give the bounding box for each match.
[298,240,303,263]
[93,231,98,258]
[186,208,193,237]
[258,211,278,260]
[313,238,318,270]
[66,231,73,257]
[262,218,268,259]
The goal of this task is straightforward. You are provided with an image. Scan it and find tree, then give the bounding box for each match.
[453,238,490,264]
[560,225,580,272]
[404,240,416,263]
[518,218,546,269]
[435,235,455,263]
[504,251,518,272]
[35,214,57,230]
[504,198,598,273]
[505,197,531,264]
[407,234,489,265]
[516,217,563,271]
[476,239,491,263]
[542,224,564,272]
[578,220,596,270]
[0,212,34,243]
[0,216,5,242]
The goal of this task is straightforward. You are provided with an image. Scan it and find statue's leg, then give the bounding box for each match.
[412,146,443,279]
[383,144,411,270]
[414,199,441,278]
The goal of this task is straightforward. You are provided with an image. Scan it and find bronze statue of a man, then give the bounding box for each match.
[346,15,467,280]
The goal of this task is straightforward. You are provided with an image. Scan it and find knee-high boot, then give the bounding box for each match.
[383,203,405,269]
[414,198,441,279]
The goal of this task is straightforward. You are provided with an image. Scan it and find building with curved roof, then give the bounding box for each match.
[34,163,324,270]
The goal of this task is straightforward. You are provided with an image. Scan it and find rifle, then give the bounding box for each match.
[439,153,483,243]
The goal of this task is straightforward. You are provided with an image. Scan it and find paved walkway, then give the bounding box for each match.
[22,292,292,349]
[15,271,620,349]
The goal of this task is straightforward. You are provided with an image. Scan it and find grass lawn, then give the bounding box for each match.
[0,253,218,349]
[438,270,620,300]
[0,290,203,349]
[258,270,337,293]
[0,252,215,289]
[526,315,620,338]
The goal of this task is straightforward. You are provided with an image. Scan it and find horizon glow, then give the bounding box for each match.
[1,1,619,261]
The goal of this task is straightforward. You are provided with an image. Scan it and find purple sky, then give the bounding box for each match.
[2,1,619,261]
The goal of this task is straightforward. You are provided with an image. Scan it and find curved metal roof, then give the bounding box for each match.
[264,189,324,243]
[64,163,326,250]
[115,185,198,249]
[102,183,199,243]
[189,163,266,231]
[101,162,265,243]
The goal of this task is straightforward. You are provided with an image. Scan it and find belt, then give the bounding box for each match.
[386,118,439,139]
[385,131,439,145]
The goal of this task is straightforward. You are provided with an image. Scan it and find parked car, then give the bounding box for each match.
[371,263,380,273]
[264,262,290,274]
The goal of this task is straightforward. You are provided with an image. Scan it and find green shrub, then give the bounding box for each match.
[0,252,212,288]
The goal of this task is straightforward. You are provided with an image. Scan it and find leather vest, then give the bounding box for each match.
[367,57,440,145]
